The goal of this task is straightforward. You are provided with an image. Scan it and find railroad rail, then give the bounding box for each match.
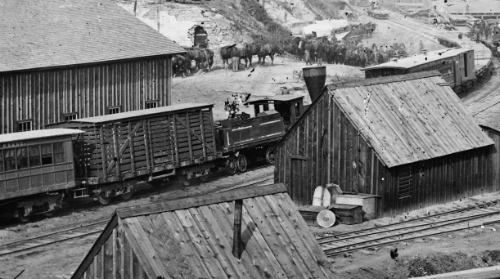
[0,221,106,257]
[318,201,500,257]
[0,172,274,256]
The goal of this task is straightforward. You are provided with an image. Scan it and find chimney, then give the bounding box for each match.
[303,66,326,103]
[232,199,243,258]
[422,49,428,55]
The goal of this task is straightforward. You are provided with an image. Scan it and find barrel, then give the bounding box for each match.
[303,66,326,102]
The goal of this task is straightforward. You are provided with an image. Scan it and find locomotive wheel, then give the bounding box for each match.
[265,147,275,165]
[225,157,237,175]
[120,187,135,201]
[237,155,248,173]
[98,194,111,205]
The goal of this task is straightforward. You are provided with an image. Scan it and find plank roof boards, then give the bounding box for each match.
[70,103,213,124]
[71,183,337,279]
[0,0,185,73]
[328,71,493,167]
[0,129,84,144]
[361,48,470,71]
[276,71,493,168]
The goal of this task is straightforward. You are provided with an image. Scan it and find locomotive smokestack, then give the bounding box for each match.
[303,66,326,102]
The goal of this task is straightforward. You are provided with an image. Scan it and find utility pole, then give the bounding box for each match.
[157,8,160,32]
[134,0,137,16]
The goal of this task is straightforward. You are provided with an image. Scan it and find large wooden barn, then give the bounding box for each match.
[70,183,337,279]
[0,0,185,134]
[273,71,500,217]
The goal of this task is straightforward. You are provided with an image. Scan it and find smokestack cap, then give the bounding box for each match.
[303,66,327,103]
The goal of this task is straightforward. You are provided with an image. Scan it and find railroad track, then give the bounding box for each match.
[0,172,274,256]
[0,221,106,257]
[318,201,500,257]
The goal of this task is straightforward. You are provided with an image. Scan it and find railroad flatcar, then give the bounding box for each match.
[361,48,476,93]
[0,129,84,220]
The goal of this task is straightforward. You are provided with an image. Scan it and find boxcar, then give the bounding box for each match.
[54,103,218,204]
[0,129,84,219]
[362,48,476,93]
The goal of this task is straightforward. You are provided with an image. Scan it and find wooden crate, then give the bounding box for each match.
[329,204,363,225]
[299,205,326,227]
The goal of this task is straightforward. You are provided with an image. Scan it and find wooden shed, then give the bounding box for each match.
[0,0,185,134]
[71,183,337,279]
[273,71,497,217]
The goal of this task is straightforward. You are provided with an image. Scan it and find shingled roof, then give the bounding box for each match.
[71,184,337,279]
[327,71,493,167]
[0,0,185,73]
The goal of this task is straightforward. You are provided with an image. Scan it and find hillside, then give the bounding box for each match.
[116,0,346,53]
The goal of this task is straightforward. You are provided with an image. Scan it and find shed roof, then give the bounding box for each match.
[71,183,336,279]
[246,95,304,104]
[329,71,493,167]
[0,0,185,73]
[361,48,470,71]
[72,104,213,124]
[275,71,493,168]
[0,128,84,144]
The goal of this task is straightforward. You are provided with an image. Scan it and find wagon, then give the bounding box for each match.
[367,10,389,19]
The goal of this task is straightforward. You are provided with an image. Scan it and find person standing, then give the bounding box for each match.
[231,47,239,72]
[317,42,325,66]
[304,44,311,66]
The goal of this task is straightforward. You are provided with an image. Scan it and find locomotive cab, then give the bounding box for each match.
[246,95,305,129]
[214,95,304,174]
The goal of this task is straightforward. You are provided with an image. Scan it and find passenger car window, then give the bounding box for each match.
[29,145,41,167]
[17,148,29,169]
[4,149,16,171]
[53,142,64,164]
[41,144,53,165]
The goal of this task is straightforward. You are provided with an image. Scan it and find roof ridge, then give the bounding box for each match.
[327,71,442,90]
[115,183,287,218]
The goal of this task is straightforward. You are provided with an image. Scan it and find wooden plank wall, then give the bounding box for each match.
[383,146,494,217]
[74,109,215,183]
[0,57,172,134]
[274,93,500,217]
[274,93,390,207]
[81,227,148,279]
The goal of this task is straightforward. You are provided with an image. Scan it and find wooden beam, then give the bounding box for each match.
[116,183,288,218]
[232,199,243,258]
[71,216,118,279]
[100,126,108,181]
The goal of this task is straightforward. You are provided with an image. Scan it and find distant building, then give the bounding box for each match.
[70,183,337,279]
[0,0,185,134]
[273,71,499,217]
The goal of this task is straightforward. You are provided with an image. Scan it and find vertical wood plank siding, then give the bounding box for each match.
[0,57,172,134]
[82,227,147,279]
[274,93,500,217]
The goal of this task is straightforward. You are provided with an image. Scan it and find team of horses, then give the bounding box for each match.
[172,42,284,77]
[171,22,409,76]
[286,22,408,67]
[219,42,284,69]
